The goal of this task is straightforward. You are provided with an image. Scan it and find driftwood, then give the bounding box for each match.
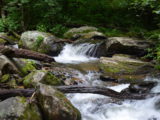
[0,86,160,100]
[0,45,55,62]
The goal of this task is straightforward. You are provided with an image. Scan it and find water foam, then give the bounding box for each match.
[54,44,97,64]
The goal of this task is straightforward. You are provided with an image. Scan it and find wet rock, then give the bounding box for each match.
[99,54,154,82]
[129,81,157,93]
[37,84,81,120]
[0,55,20,76]
[50,66,83,85]
[106,37,151,57]
[64,26,98,39]
[0,97,42,120]
[100,75,118,82]
[23,70,63,88]
[21,31,64,55]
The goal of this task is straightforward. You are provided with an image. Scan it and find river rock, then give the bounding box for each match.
[64,26,98,39]
[0,97,42,120]
[99,54,154,83]
[49,66,83,85]
[23,70,63,88]
[37,84,81,120]
[21,31,64,55]
[128,81,157,93]
[0,55,20,76]
[106,37,151,57]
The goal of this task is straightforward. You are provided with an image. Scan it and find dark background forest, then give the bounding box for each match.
[0,0,160,65]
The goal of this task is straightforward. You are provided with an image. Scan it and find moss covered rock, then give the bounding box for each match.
[37,84,81,120]
[64,26,98,39]
[0,32,19,45]
[21,31,64,55]
[99,54,154,83]
[23,70,62,88]
[0,97,42,120]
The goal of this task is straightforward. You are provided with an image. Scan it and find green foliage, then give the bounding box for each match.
[32,36,44,51]
[50,24,68,37]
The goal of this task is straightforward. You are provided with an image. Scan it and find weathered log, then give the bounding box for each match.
[0,89,34,100]
[56,85,160,100]
[0,86,160,100]
[0,45,55,62]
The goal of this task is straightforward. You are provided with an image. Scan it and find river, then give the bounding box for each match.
[54,44,160,120]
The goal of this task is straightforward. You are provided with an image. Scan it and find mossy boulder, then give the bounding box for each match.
[0,32,19,45]
[37,84,81,120]
[23,70,63,88]
[0,97,42,120]
[106,37,151,57]
[64,26,98,40]
[16,59,37,75]
[21,31,64,55]
[99,54,154,83]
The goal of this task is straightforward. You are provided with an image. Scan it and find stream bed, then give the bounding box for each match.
[54,44,160,120]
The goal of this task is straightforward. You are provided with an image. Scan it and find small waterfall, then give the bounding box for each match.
[54,44,98,64]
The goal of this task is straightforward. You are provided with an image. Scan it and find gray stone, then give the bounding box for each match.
[0,97,42,120]
[37,84,81,120]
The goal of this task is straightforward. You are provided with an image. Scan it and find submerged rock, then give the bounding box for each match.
[106,37,151,57]
[21,31,64,55]
[99,54,154,83]
[37,84,81,120]
[23,70,63,88]
[0,97,42,120]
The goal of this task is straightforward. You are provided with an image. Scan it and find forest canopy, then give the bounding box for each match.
[0,0,160,38]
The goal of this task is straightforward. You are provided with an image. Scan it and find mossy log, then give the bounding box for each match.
[0,45,55,62]
[0,85,160,100]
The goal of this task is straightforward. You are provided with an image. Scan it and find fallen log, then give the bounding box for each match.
[0,45,55,62]
[56,85,160,100]
[0,89,34,100]
[1,85,160,101]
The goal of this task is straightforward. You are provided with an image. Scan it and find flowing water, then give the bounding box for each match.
[54,44,160,120]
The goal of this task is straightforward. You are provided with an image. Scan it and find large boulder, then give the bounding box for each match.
[106,37,151,57]
[99,54,154,83]
[23,70,63,88]
[21,31,64,55]
[37,84,81,120]
[0,97,42,120]
[64,26,98,40]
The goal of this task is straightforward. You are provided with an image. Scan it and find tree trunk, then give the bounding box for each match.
[0,45,55,62]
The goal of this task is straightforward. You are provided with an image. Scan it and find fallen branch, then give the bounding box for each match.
[56,85,160,100]
[0,45,55,62]
[0,86,160,101]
